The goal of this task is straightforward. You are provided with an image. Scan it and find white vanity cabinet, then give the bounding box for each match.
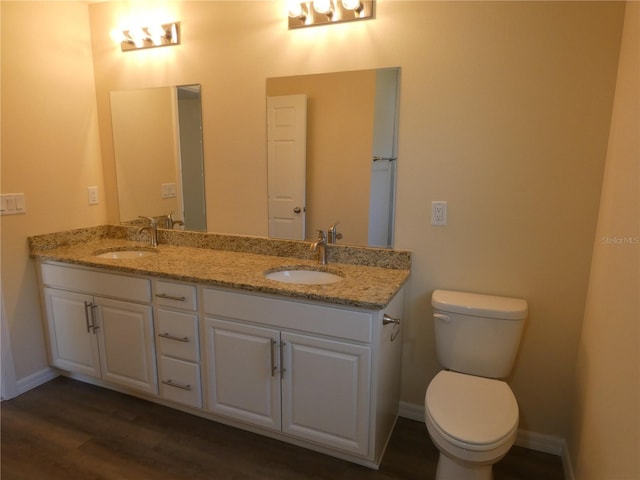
[39,262,157,395]
[153,280,203,408]
[202,286,403,464]
[36,258,405,468]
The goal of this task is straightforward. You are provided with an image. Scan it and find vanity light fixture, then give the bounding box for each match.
[112,22,180,52]
[288,0,374,29]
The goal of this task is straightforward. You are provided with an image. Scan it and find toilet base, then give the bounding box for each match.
[436,453,493,480]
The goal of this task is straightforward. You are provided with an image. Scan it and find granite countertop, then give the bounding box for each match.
[29,226,411,310]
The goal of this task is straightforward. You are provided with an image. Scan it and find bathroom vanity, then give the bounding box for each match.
[30,225,410,468]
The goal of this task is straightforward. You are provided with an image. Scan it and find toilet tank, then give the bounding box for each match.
[432,289,528,379]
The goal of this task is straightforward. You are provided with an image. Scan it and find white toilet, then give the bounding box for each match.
[425,289,528,480]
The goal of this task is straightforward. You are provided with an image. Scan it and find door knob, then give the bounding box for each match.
[293,207,302,214]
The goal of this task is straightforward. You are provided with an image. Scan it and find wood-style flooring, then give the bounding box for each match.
[1,377,565,479]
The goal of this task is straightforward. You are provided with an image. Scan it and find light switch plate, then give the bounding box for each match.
[0,193,27,215]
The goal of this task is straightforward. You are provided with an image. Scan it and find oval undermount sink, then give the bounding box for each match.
[265,267,343,285]
[95,249,157,259]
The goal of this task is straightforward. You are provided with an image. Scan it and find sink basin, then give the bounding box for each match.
[265,267,343,285]
[95,249,157,259]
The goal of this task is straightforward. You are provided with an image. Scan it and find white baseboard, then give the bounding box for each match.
[398,400,574,480]
[399,400,426,422]
[15,367,59,397]
[515,429,564,455]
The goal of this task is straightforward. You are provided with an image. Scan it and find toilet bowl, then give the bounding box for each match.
[426,290,527,480]
[425,370,519,480]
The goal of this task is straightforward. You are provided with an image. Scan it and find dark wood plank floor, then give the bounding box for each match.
[1,377,564,479]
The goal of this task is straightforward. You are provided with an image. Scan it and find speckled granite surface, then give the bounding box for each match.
[29,226,411,309]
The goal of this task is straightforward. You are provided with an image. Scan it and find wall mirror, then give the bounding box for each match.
[110,84,207,231]
[109,69,399,247]
[267,68,399,248]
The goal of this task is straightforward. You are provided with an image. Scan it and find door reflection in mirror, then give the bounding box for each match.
[266,68,399,247]
[267,94,307,241]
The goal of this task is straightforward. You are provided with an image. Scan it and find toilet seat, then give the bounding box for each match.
[425,370,519,451]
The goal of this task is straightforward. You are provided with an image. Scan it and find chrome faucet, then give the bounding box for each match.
[327,222,343,244]
[310,230,328,265]
[166,211,185,230]
[137,216,159,247]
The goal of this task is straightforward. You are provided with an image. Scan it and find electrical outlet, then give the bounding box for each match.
[88,186,99,205]
[431,201,448,226]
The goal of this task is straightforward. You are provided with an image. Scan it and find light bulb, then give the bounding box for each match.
[148,24,165,46]
[130,28,146,48]
[287,0,305,18]
[341,0,361,11]
[110,29,126,44]
[313,0,332,15]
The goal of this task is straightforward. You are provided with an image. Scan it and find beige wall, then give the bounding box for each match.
[267,70,377,244]
[1,1,628,449]
[1,2,106,381]
[570,2,639,478]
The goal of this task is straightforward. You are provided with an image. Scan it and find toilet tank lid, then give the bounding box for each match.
[432,289,528,320]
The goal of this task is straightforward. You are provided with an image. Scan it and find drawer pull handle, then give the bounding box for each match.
[382,313,401,326]
[158,333,190,343]
[155,293,187,302]
[161,379,192,391]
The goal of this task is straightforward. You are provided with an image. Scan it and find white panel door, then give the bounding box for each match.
[95,297,157,394]
[205,318,281,431]
[267,94,307,240]
[281,332,371,455]
[43,288,101,378]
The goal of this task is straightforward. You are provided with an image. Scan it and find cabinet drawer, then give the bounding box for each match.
[159,356,202,409]
[203,288,372,343]
[156,309,199,362]
[40,263,150,303]
[154,280,197,311]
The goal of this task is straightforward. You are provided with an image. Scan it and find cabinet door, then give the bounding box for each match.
[281,332,371,456]
[95,298,157,394]
[205,318,281,431]
[42,288,101,378]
